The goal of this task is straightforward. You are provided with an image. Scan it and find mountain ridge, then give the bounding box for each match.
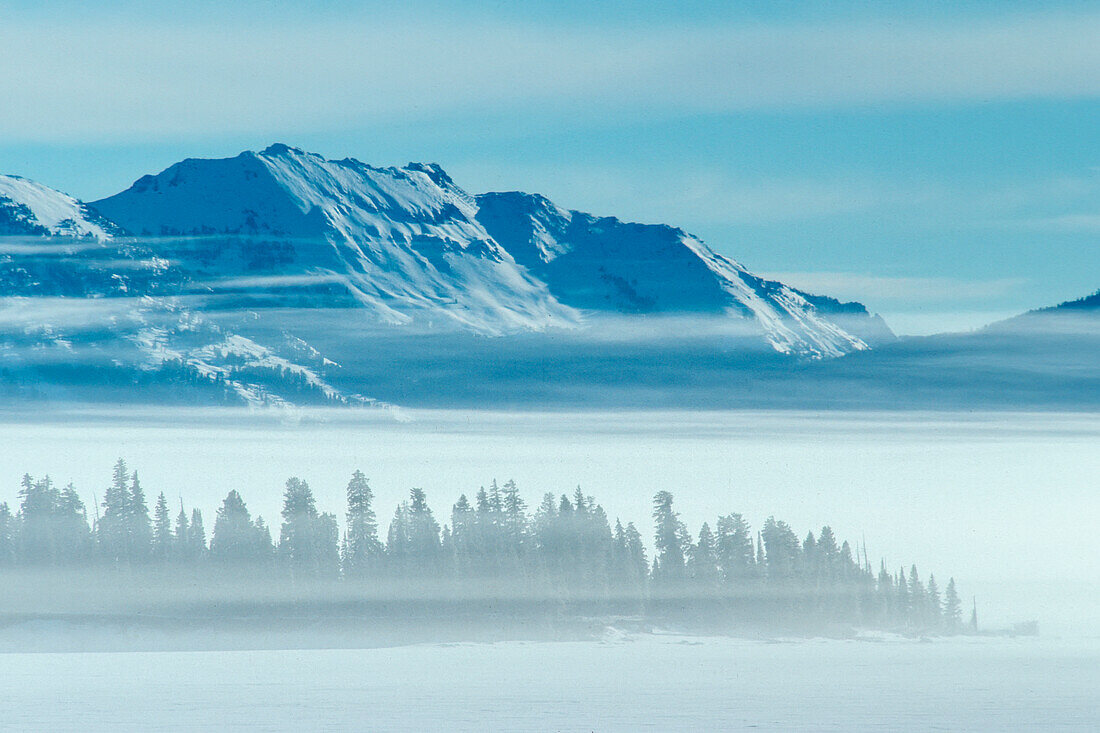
[11,144,1037,409]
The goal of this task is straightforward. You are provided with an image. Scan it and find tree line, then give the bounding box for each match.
[0,460,970,633]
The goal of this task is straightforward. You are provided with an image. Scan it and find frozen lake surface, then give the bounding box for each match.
[1,633,1097,731]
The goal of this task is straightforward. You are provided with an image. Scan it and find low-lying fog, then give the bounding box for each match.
[1,407,1096,633]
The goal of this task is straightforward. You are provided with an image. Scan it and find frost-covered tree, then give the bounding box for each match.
[127,472,153,561]
[715,513,755,587]
[342,470,383,577]
[98,458,131,563]
[942,577,962,631]
[0,502,15,566]
[688,522,719,589]
[212,490,260,562]
[189,508,207,556]
[152,492,172,562]
[500,480,526,543]
[926,574,942,630]
[761,516,800,583]
[15,475,87,564]
[652,491,687,586]
[908,565,925,627]
[173,501,190,560]
[405,487,441,575]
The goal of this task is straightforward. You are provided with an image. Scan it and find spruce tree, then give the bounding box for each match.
[688,522,719,590]
[99,458,131,564]
[500,479,527,560]
[173,502,190,560]
[386,502,411,575]
[623,522,648,587]
[406,488,441,576]
[877,561,895,627]
[926,574,943,630]
[342,470,383,577]
[212,490,258,563]
[715,513,755,587]
[908,565,925,628]
[127,472,153,562]
[651,491,687,586]
[189,508,207,556]
[896,568,909,626]
[761,517,800,584]
[279,477,319,573]
[253,516,274,566]
[450,494,474,577]
[0,503,15,566]
[152,492,172,562]
[17,475,61,564]
[943,577,962,633]
[58,483,91,563]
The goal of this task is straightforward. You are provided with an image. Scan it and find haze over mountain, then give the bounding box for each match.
[0,145,1093,410]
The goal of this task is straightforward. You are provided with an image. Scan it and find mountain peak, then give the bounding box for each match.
[0,174,115,239]
[259,142,308,157]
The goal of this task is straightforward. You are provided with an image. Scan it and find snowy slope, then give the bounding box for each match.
[475,192,891,358]
[0,175,116,239]
[93,145,576,333]
[93,146,888,355]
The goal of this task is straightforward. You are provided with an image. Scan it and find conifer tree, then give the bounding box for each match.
[253,516,274,565]
[926,574,942,630]
[58,483,91,562]
[212,490,260,562]
[449,494,474,576]
[17,475,61,564]
[500,479,527,560]
[173,502,190,560]
[896,568,909,626]
[189,508,207,556]
[99,458,131,564]
[715,513,755,586]
[688,522,719,590]
[152,492,172,562]
[279,477,322,574]
[651,491,687,586]
[761,517,800,583]
[908,565,926,627]
[405,487,441,575]
[316,512,341,578]
[801,530,817,581]
[944,577,962,632]
[877,561,894,626]
[386,502,412,576]
[0,502,15,566]
[623,522,648,587]
[342,470,383,577]
[816,526,839,579]
[127,472,153,561]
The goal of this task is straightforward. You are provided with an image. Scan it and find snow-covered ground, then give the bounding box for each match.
[1,633,1095,731]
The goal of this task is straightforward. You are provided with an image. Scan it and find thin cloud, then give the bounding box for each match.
[4,10,1100,141]
[1008,214,1100,232]
[763,272,1027,303]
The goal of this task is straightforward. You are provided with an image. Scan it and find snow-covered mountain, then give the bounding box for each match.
[91,145,889,353]
[0,175,117,239]
[0,145,900,407]
[92,144,575,334]
[475,191,892,356]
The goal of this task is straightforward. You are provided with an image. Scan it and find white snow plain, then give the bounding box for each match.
[0,633,1096,731]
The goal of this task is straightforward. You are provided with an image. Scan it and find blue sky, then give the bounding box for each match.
[1,1,1098,334]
